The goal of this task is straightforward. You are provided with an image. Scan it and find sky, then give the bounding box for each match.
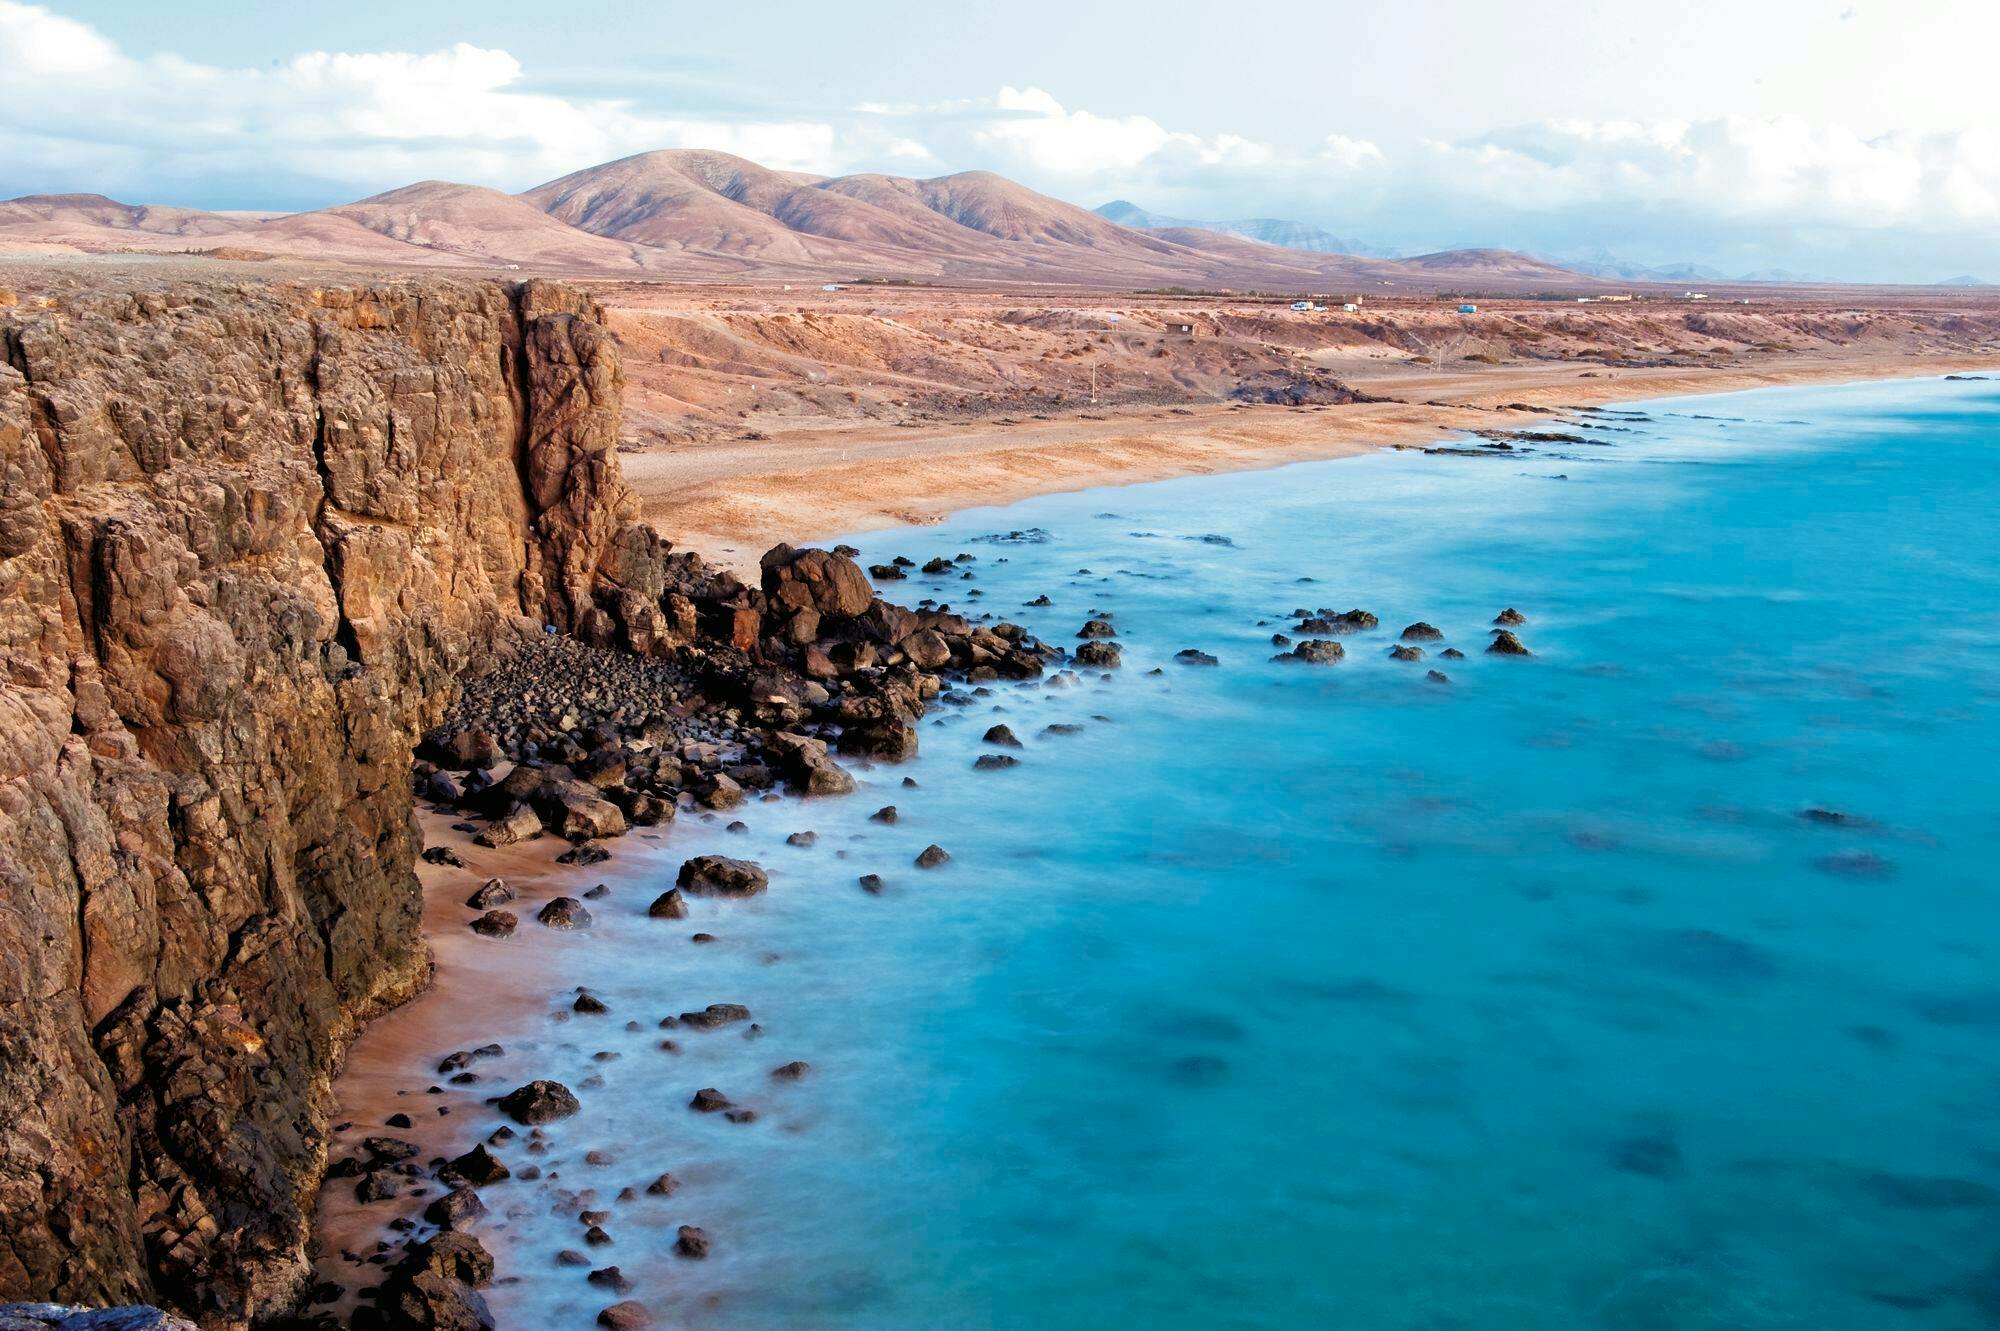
[6,0,1999,282]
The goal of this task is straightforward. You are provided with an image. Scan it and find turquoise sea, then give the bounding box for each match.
[481,376,2000,1330]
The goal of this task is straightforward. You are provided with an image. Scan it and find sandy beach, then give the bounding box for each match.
[623,348,2000,572]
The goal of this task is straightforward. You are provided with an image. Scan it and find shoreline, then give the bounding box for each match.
[624,352,2000,572]
[305,357,1997,1327]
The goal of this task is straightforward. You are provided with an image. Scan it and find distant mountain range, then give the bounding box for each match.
[0,152,1592,292]
[1093,200,1398,258]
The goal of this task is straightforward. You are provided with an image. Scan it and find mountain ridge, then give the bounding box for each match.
[2,149,1592,291]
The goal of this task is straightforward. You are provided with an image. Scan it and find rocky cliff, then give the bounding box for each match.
[0,275,666,1325]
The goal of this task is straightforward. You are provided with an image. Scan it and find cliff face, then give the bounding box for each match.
[0,276,654,1324]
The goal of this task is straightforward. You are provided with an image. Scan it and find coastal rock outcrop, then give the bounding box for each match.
[0,276,667,1325]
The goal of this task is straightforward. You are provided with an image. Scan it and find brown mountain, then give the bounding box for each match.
[0,152,1604,291]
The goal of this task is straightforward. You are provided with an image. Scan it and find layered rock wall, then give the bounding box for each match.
[0,276,645,1325]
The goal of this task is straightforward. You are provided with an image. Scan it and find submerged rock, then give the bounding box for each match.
[1495,607,1528,625]
[1388,644,1424,661]
[914,844,951,869]
[1400,622,1444,642]
[1174,649,1219,666]
[1487,631,1532,656]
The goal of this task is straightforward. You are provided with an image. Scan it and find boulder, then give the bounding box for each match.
[1487,630,1532,656]
[904,629,951,670]
[1388,644,1424,661]
[647,888,689,919]
[689,1088,732,1113]
[497,1080,581,1125]
[465,879,514,909]
[676,856,769,898]
[982,724,1022,748]
[375,1271,496,1331]
[678,1003,752,1031]
[1287,640,1343,664]
[1073,641,1121,668]
[762,545,875,620]
[470,910,518,938]
[537,897,593,929]
[674,1226,712,1259]
[410,1231,496,1288]
[1494,607,1528,625]
[423,1187,487,1230]
[1076,618,1117,639]
[838,720,919,761]
[914,844,951,869]
[1175,649,1219,667]
[596,1302,652,1330]
[1400,622,1444,642]
[445,1145,510,1187]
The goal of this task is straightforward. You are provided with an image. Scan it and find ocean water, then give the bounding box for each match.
[476,376,2000,1330]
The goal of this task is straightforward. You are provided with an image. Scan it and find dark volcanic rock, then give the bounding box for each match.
[676,856,769,898]
[596,1302,652,1330]
[497,1080,581,1125]
[423,1187,488,1231]
[537,897,594,929]
[445,1145,511,1187]
[1073,641,1121,667]
[470,910,518,938]
[982,724,1022,747]
[678,1004,753,1031]
[465,879,514,910]
[1285,640,1344,664]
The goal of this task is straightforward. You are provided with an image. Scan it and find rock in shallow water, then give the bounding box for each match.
[537,897,593,929]
[676,855,769,898]
[497,1080,581,1125]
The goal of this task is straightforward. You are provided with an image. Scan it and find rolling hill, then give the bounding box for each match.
[0,151,1604,292]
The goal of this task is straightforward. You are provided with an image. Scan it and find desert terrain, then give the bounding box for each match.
[587,283,2000,567]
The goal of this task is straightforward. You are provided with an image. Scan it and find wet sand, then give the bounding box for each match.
[625,352,2000,573]
[308,806,681,1317]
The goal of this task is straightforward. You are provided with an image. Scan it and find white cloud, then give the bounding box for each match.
[1422,117,2000,232]
[2,1,1997,278]
[0,0,841,200]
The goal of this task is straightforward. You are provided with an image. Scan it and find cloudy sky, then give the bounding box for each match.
[7,0,1998,281]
